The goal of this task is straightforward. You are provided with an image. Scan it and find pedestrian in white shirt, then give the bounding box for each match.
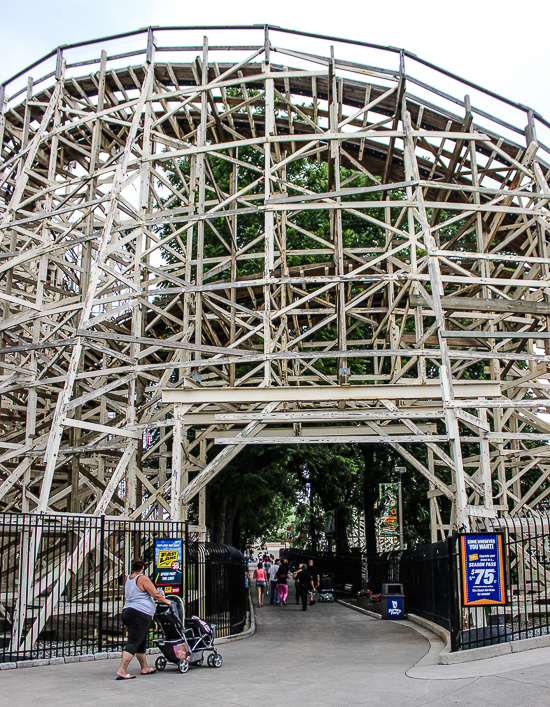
[269,559,280,604]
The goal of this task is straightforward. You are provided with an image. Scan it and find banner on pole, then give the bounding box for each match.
[325,510,336,539]
[379,483,398,536]
[286,525,293,542]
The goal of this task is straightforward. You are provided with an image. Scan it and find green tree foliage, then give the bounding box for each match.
[205,445,297,548]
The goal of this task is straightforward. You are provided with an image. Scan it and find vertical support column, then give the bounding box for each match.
[159,415,167,489]
[2,79,31,375]
[0,84,6,149]
[128,41,155,515]
[73,55,107,512]
[198,439,207,542]
[329,48,348,387]
[263,39,275,387]
[229,152,238,386]
[171,404,192,520]
[428,448,439,542]
[478,403,494,515]
[470,102,509,516]
[194,37,208,373]
[280,159,289,386]
[402,106,470,531]
[21,76,38,511]
[77,55,107,504]
[171,404,184,520]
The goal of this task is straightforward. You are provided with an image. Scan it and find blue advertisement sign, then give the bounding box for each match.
[460,533,506,606]
[154,538,183,596]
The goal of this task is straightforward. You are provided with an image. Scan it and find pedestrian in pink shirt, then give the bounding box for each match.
[276,561,289,606]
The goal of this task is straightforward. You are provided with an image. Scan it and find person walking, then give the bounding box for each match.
[276,561,289,606]
[263,555,272,596]
[269,559,280,605]
[296,564,314,611]
[293,565,301,604]
[116,558,172,680]
[254,562,267,607]
[308,559,319,605]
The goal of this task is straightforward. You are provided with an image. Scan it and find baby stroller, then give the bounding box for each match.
[317,576,334,602]
[153,596,222,674]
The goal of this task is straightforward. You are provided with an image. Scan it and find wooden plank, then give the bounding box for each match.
[215,409,446,422]
[410,295,550,316]
[62,417,141,439]
[163,382,501,405]
[207,423,437,438]
[442,331,550,340]
[214,434,450,445]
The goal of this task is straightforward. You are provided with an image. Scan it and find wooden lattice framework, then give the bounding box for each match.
[2,26,550,540]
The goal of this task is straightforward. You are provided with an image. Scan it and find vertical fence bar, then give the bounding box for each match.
[98,515,105,653]
[185,521,189,613]
[448,533,460,651]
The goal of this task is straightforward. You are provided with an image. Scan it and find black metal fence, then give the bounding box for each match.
[186,542,247,638]
[280,548,363,595]
[367,510,550,651]
[457,511,550,650]
[367,540,456,634]
[0,513,246,663]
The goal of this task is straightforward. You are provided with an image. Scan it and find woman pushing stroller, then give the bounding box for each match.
[116,558,172,680]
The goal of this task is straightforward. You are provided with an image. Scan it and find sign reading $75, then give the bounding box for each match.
[460,533,506,606]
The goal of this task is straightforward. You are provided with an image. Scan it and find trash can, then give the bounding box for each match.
[380,583,405,620]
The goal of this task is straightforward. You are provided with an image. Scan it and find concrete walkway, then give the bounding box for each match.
[2,595,550,706]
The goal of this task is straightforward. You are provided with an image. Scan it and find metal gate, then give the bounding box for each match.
[0,513,246,663]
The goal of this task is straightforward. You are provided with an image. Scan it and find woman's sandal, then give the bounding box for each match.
[116,674,136,680]
[141,668,157,675]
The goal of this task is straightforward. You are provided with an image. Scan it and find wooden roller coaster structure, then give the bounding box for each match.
[2,25,550,544]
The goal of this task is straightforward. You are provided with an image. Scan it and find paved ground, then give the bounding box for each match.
[3,594,550,706]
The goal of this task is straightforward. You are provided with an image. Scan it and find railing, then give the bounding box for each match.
[187,542,247,637]
[0,513,246,663]
[1,25,548,164]
[458,511,550,650]
[367,540,456,635]
[368,510,550,651]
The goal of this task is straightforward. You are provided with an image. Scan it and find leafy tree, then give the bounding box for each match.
[205,445,297,548]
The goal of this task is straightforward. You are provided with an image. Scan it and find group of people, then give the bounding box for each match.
[246,554,333,612]
[249,555,290,607]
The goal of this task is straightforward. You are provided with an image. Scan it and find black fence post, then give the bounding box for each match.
[98,515,105,653]
[448,534,460,652]
[184,520,189,612]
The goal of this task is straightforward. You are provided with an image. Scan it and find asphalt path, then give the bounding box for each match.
[2,592,550,706]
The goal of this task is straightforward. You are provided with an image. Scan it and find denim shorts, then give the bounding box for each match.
[256,580,266,587]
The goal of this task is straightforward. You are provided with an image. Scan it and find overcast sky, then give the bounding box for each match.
[1,0,549,121]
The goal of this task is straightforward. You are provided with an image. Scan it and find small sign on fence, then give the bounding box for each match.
[154,538,184,596]
[460,533,506,606]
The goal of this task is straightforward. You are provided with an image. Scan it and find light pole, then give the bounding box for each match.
[394,466,407,549]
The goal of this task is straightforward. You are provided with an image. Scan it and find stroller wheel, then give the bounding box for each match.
[178,659,189,674]
[208,653,222,668]
[195,659,203,667]
[155,656,167,671]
